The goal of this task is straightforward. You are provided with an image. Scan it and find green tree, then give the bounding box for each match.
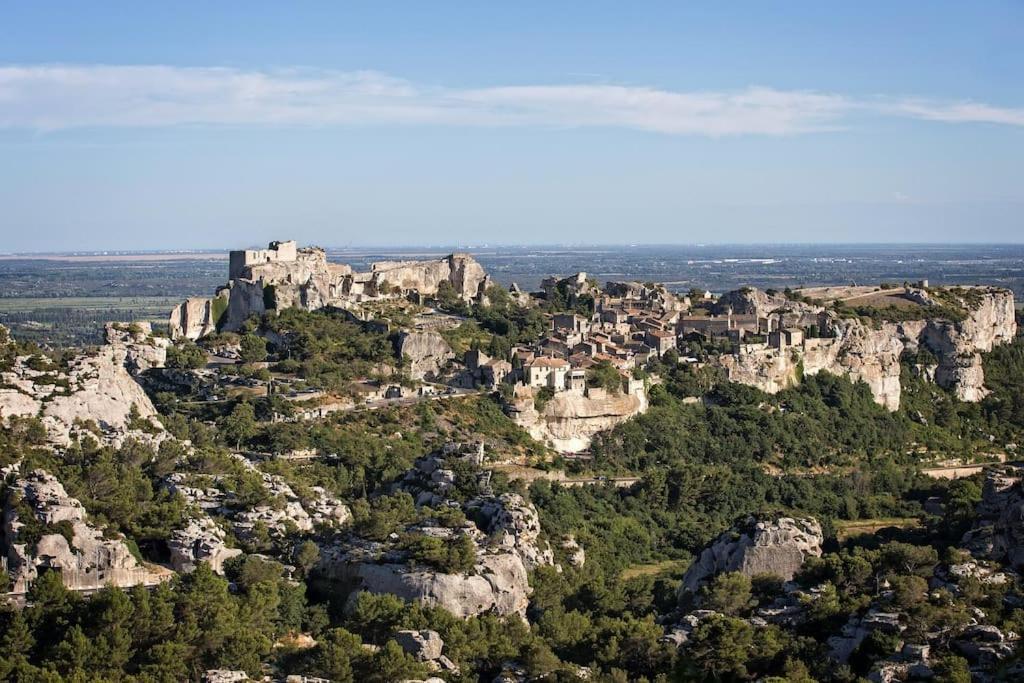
[220,401,258,449]
[681,614,754,680]
[700,572,756,616]
[239,334,268,364]
[166,341,207,369]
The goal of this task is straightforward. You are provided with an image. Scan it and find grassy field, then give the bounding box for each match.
[620,559,689,581]
[834,517,920,541]
[0,296,181,313]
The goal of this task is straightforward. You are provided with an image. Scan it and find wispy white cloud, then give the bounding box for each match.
[0,64,1022,135]
[884,99,1024,127]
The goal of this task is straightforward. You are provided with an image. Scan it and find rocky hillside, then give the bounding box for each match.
[314,450,553,619]
[0,323,165,446]
[2,467,167,594]
[714,286,1016,410]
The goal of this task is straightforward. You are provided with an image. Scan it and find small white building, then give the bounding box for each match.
[525,356,570,390]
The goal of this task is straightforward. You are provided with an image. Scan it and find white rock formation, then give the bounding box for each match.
[315,448,551,619]
[168,294,226,341]
[508,385,648,453]
[679,516,823,597]
[167,516,242,575]
[317,538,532,619]
[2,469,166,594]
[396,331,454,380]
[712,286,1016,410]
[0,325,163,445]
[395,629,445,661]
[961,464,1024,571]
[467,493,554,571]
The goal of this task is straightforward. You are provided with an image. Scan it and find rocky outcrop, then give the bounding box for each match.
[395,629,444,661]
[169,241,491,339]
[395,629,460,675]
[370,253,490,302]
[561,535,586,568]
[712,286,1016,410]
[466,493,554,571]
[167,516,242,575]
[0,326,162,445]
[104,322,169,374]
[961,464,1024,571]
[679,516,823,597]
[541,272,599,308]
[508,385,647,453]
[396,331,454,381]
[315,447,549,619]
[316,534,532,619]
[714,287,793,318]
[2,468,167,594]
[604,281,687,311]
[167,294,227,341]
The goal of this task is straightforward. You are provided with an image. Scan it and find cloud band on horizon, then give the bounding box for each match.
[1,65,1022,135]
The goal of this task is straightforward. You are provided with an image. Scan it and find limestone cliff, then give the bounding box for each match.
[315,450,550,619]
[961,465,1024,571]
[168,292,227,341]
[396,331,454,381]
[317,542,531,619]
[168,242,491,339]
[2,468,167,594]
[678,515,824,598]
[508,386,648,453]
[712,287,1016,410]
[0,325,163,445]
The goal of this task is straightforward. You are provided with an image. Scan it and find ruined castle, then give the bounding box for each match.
[168,240,492,340]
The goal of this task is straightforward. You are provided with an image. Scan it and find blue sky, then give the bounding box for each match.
[2,2,1023,251]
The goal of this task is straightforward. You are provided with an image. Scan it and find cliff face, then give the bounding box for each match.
[168,244,491,339]
[396,331,454,381]
[714,288,1016,410]
[318,548,531,619]
[510,387,648,453]
[0,325,164,445]
[168,296,223,341]
[2,468,167,594]
[678,516,824,598]
[961,465,1024,571]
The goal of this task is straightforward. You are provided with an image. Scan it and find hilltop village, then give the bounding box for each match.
[1,239,1023,682]
[167,240,1016,451]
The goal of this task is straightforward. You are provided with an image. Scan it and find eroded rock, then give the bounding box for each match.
[679,515,823,598]
[2,468,167,594]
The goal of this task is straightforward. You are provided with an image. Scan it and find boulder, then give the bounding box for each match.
[396,331,454,381]
[203,671,249,683]
[561,535,586,568]
[167,517,242,575]
[317,541,531,619]
[395,629,445,661]
[679,515,823,597]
